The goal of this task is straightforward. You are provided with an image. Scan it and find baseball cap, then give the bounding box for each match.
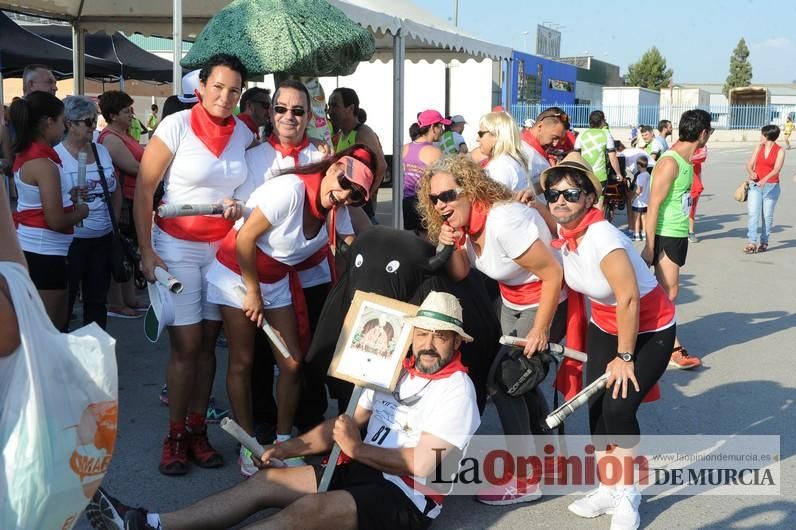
[450,115,466,124]
[339,155,374,201]
[177,69,201,104]
[417,109,451,128]
[145,282,175,343]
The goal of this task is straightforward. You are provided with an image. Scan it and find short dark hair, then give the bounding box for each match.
[544,166,598,197]
[331,87,359,114]
[761,124,780,141]
[657,120,671,132]
[240,87,271,112]
[588,110,605,128]
[198,53,248,88]
[639,125,654,134]
[98,91,134,123]
[273,79,310,111]
[678,109,712,142]
[536,106,570,129]
[151,104,158,111]
[10,91,64,153]
[637,156,649,169]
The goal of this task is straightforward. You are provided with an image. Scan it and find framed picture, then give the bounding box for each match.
[328,290,419,393]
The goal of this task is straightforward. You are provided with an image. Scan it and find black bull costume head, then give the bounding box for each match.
[305,226,501,415]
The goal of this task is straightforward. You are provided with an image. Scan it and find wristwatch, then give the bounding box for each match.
[617,352,635,362]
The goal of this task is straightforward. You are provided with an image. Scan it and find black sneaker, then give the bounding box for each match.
[85,487,141,530]
[125,510,158,530]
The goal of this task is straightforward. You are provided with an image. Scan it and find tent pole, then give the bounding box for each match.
[173,0,183,95]
[72,22,86,95]
[391,30,405,230]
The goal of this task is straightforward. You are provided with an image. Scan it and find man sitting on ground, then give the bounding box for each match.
[88,291,481,530]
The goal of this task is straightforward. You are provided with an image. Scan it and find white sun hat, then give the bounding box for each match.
[403,291,473,342]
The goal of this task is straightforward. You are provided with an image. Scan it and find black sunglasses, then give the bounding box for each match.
[338,173,367,207]
[428,188,462,205]
[74,118,96,128]
[477,130,490,138]
[544,188,584,203]
[273,105,306,117]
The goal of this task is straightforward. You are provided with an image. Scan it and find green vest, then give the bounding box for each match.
[653,150,693,237]
[439,131,459,155]
[335,128,358,152]
[578,128,610,182]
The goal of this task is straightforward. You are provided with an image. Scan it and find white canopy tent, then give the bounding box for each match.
[0,0,511,227]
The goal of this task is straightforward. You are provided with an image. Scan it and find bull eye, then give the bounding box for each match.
[385,260,400,273]
[355,254,363,268]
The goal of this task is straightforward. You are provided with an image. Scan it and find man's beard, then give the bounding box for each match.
[414,349,451,374]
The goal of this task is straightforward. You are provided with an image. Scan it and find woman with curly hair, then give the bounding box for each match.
[477,111,530,192]
[418,155,566,505]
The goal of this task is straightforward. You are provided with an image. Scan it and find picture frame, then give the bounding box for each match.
[328,290,419,393]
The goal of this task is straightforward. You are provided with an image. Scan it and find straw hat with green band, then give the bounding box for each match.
[403,291,473,342]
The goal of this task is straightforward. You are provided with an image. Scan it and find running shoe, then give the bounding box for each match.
[476,478,542,506]
[239,446,258,477]
[124,511,159,530]
[688,232,698,243]
[568,484,617,518]
[158,432,189,476]
[205,397,230,424]
[159,384,168,406]
[274,439,306,467]
[187,427,224,468]
[610,486,641,530]
[107,307,143,319]
[85,487,141,530]
[669,347,702,369]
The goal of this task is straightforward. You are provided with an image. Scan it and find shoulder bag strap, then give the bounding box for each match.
[90,142,123,237]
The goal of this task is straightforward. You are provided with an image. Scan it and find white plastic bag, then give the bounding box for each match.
[0,262,118,530]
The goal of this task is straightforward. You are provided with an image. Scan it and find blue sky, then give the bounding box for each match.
[415,0,796,84]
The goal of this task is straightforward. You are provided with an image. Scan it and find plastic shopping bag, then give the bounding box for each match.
[0,262,118,530]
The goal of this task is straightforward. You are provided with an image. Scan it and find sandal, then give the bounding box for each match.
[743,243,757,254]
[757,243,768,252]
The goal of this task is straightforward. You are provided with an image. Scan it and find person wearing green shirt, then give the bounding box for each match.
[641,109,713,370]
[574,110,623,209]
[146,104,159,140]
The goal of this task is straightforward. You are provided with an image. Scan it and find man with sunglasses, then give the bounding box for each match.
[238,87,272,142]
[521,107,570,198]
[89,291,480,530]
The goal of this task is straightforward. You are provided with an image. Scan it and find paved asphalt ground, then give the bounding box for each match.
[74,143,795,529]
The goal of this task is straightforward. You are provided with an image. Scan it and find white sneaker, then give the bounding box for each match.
[568,484,617,518]
[239,446,258,477]
[610,486,641,530]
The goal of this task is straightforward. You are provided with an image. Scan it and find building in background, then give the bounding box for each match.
[511,51,577,107]
[556,55,623,108]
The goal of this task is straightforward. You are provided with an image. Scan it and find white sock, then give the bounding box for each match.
[147,513,162,529]
[276,433,291,443]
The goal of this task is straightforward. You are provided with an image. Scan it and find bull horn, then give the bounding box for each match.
[426,244,454,272]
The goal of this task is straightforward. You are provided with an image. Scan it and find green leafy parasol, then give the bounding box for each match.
[181,0,375,77]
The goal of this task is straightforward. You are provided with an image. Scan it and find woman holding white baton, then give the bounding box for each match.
[206,145,375,477]
[542,153,676,530]
[134,54,254,476]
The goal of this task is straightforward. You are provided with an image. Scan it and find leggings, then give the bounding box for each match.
[67,234,113,330]
[586,322,675,447]
[489,300,567,437]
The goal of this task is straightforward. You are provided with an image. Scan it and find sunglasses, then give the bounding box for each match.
[477,130,491,138]
[74,118,96,128]
[538,111,570,127]
[428,188,462,205]
[337,173,367,207]
[544,188,584,203]
[273,105,306,117]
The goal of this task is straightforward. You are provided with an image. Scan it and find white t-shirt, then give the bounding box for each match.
[485,154,529,192]
[358,369,480,519]
[465,202,563,310]
[632,171,651,208]
[619,147,653,174]
[560,221,658,307]
[522,143,550,197]
[155,110,254,205]
[55,143,117,239]
[245,174,353,287]
[238,141,323,202]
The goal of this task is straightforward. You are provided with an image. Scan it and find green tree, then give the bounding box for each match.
[723,38,753,97]
[625,47,673,89]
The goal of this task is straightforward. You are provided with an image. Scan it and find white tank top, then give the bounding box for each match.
[14,160,74,256]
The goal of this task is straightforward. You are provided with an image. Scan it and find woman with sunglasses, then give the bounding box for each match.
[57,96,119,331]
[477,111,530,192]
[541,152,676,530]
[417,155,566,505]
[134,53,255,476]
[206,144,376,476]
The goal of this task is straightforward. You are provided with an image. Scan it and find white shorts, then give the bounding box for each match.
[152,225,222,326]
[205,259,292,310]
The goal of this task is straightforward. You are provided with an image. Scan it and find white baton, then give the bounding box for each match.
[233,285,292,359]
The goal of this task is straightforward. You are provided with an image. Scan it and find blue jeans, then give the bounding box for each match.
[746,182,781,245]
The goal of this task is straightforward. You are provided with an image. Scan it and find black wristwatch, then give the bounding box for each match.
[617,352,635,362]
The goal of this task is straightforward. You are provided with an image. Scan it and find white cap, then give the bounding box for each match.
[177,69,201,104]
[523,118,535,128]
[145,282,175,342]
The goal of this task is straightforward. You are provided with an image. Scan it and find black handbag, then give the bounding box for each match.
[91,143,137,283]
[492,344,552,397]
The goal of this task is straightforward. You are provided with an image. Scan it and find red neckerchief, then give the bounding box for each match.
[13,142,62,172]
[465,201,489,237]
[296,172,339,280]
[551,207,605,252]
[189,94,236,158]
[402,351,468,380]
[478,156,490,169]
[237,113,260,140]
[267,133,311,165]
[522,129,548,159]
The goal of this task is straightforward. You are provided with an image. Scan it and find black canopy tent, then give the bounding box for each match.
[27,24,174,83]
[0,11,119,78]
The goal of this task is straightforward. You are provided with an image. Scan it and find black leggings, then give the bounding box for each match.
[67,234,113,330]
[586,323,676,446]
